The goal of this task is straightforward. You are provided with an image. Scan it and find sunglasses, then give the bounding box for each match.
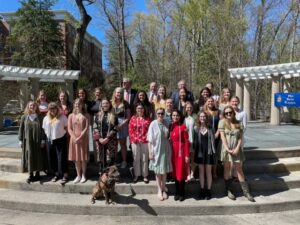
[224,111,233,115]
[157,112,165,115]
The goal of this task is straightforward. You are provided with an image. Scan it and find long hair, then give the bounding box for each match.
[111,87,124,108]
[97,99,116,125]
[24,101,39,115]
[134,90,151,106]
[219,87,232,105]
[72,98,86,115]
[183,101,193,117]
[57,90,72,109]
[204,97,218,115]
[222,105,241,129]
[36,90,48,104]
[134,102,146,118]
[198,87,212,106]
[171,109,184,124]
[78,88,89,101]
[157,85,167,101]
[196,111,211,128]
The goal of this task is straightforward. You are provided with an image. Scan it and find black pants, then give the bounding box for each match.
[175,179,186,197]
[47,134,68,176]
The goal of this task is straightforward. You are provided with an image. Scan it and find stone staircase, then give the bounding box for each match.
[1,146,300,215]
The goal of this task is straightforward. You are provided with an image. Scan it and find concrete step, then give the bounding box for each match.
[244,146,300,160]
[0,148,21,159]
[2,146,300,160]
[1,171,300,194]
[3,156,300,176]
[0,158,133,178]
[0,188,300,215]
[244,157,300,174]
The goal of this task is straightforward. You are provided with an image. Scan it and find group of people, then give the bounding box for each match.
[18,77,254,203]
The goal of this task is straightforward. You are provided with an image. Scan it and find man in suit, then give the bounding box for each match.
[170,79,194,107]
[122,77,137,113]
[147,81,158,103]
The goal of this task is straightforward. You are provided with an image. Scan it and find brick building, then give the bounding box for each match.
[0,10,103,85]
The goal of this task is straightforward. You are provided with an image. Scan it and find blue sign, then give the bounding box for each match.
[274,93,300,107]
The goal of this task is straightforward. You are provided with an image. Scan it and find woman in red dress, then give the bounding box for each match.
[170,110,190,201]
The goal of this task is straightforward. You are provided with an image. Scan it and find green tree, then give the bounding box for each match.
[6,0,64,68]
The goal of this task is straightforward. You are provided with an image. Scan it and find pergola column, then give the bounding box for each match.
[0,76,3,129]
[282,80,291,123]
[243,78,251,120]
[65,80,74,102]
[270,75,281,125]
[19,80,29,110]
[29,78,40,101]
[235,78,244,109]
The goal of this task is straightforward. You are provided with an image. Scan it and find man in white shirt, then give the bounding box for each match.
[147,82,158,103]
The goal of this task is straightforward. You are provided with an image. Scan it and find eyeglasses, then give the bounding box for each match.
[224,111,233,116]
[157,112,164,115]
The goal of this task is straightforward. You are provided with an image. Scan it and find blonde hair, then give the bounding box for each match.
[219,88,231,105]
[111,87,124,108]
[222,105,241,130]
[24,101,39,115]
[46,102,60,120]
[98,99,116,125]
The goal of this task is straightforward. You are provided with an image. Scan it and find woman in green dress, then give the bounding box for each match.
[18,101,46,183]
[219,105,254,202]
[148,108,172,201]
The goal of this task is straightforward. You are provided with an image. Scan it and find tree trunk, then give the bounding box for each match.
[73,0,92,69]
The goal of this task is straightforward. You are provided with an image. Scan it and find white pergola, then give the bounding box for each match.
[0,64,80,129]
[228,62,300,125]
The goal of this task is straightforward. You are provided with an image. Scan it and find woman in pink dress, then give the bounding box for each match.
[170,110,190,201]
[68,98,90,183]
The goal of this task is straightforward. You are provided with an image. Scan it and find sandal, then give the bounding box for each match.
[162,191,168,200]
[157,192,164,201]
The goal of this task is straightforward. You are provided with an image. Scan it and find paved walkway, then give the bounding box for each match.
[0,208,299,225]
[1,122,300,150]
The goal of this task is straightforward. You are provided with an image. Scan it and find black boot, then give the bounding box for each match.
[174,180,180,201]
[26,172,34,183]
[225,179,236,200]
[179,180,185,201]
[240,181,255,202]
[205,189,212,200]
[33,171,40,181]
[199,188,205,200]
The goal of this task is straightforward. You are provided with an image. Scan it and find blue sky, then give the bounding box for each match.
[0,0,147,67]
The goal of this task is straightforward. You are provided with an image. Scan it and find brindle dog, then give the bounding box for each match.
[91,165,120,204]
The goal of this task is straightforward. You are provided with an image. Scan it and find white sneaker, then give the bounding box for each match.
[80,176,87,183]
[121,161,127,169]
[73,176,81,184]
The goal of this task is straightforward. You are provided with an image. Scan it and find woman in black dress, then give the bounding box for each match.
[193,111,216,200]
